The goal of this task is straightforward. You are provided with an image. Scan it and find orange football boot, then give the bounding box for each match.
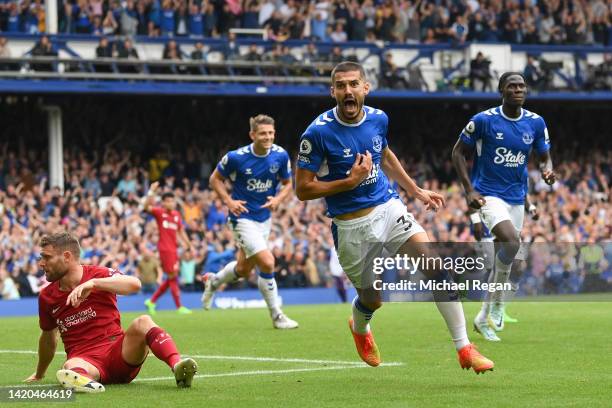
[458,344,494,374]
[348,318,381,367]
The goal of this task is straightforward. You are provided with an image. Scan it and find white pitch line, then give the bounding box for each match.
[0,350,403,367]
[134,362,404,383]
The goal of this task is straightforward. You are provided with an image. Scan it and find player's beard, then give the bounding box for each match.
[45,265,68,282]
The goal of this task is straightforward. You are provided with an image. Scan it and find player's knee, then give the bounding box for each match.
[258,258,275,274]
[234,262,251,278]
[132,315,156,334]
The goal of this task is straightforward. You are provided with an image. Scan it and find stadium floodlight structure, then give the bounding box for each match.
[41,105,64,193]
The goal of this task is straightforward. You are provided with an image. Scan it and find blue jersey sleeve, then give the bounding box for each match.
[280,151,292,180]
[459,114,485,148]
[534,117,551,154]
[216,151,237,178]
[297,127,325,173]
[381,111,389,150]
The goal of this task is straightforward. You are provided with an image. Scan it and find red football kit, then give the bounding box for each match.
[38,265,143,384]
[150,207,183,274]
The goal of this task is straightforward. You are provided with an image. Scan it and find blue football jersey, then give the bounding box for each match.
[297,106,398,217]
[459,106,550,205]
[216,143,292,222]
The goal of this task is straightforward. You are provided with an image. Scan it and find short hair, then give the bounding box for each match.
[331,61,366,83]
[498,72,525,93]
[162,192,174,200]
[249,114,275,132]
[40,232,81,259]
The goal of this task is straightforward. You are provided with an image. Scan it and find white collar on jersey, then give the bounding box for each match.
[499,105,524,121]
[332,106,368,127]
[249,143,271,157]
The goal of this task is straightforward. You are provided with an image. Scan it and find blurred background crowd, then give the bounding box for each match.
[2,0,612,45]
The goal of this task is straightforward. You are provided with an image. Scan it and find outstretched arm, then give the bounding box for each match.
[143,181,159,213]
[295,152,372,201]
[24,329,58,382]
[381,147,445,210]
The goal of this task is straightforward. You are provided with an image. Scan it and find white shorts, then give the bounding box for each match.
[479,196,528,261]
[479,196,525,234]
[230,218,271,258]
[331,198,425,289]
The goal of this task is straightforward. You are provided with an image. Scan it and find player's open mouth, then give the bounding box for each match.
[344,100,357,111]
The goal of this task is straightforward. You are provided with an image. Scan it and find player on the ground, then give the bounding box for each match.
[25,232,197,392]
[144,184,193,315]
[452,72,556,334]
[295,61,494,373]
[202,114,298,329]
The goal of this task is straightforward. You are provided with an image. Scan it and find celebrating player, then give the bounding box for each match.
[202,114,298,329]
[25,232,197,392]
[143,183,193,315]
[295,62,494,373]
[452,72,555,334]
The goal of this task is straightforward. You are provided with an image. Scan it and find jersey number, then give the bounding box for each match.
[396,215,413,232]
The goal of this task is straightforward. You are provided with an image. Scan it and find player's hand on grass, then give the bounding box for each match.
[415,188,445,211]
[228,199,249,216]
[66,279,95,308]
[262,196,281,211]
[24,373,43,382]
[541,169,556,185]
[466,191,486,209]
[349,151,373,187]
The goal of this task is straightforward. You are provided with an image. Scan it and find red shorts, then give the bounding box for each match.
[159,250,179,275]
[70,334,145,384]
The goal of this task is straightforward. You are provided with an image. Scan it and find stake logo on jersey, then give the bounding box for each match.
[460,106,550,204]
[298,106,398,217]
[217,143,291,222]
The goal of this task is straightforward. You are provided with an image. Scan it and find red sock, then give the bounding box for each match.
[168,278,182,308]
[150,279,170,303]
[70,367,92,380]
[146,327,181,369]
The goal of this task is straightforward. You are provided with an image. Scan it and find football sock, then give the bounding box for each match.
[150,279,170,303]
[168,278,182,308]
[257,271,282,319]
[492,249,514,304]
[431,271,470,350]
[213,261,238,290]
[476,268,494,322]
[351,297,374,334]
[146,327,181,369]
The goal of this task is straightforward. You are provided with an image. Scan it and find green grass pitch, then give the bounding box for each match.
[1,300,611,407]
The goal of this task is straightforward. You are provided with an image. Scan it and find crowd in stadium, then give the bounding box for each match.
[0,137,610,300]
[1,0,612,45]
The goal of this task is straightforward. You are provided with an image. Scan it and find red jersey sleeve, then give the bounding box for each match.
[38,291,57,331]
[150,206,162,221]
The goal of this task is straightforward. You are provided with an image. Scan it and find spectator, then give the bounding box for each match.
[95,37,113,58]
[30,35,58,72]
[137,249,162,294]
[191,41,205,60]
[380,52,408,89]
[523,55,545,92]
[469,51,492,92]
[330,22,348,42]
